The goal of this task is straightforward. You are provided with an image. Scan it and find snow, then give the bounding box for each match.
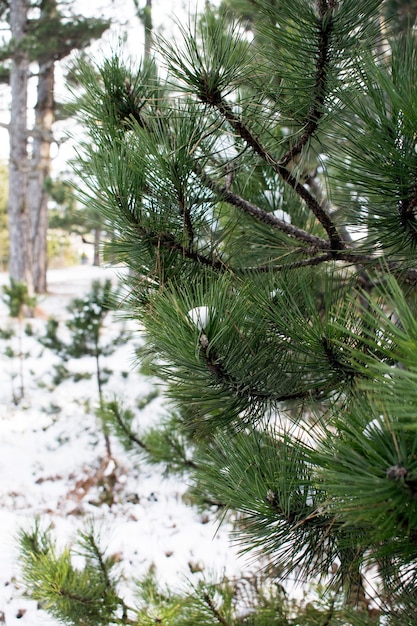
[0,264,247,625]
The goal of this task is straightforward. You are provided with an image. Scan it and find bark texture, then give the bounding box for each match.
[28,58,55,294]
[8,0,32,291]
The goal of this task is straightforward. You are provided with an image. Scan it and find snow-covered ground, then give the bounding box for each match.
[0,265,247,625]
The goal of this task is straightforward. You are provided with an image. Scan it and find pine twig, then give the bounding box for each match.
[401,185,417,217]
[91,537,112,590]
[196,166,331,250]
[250,252,334,272]
[166,433,199,470]
[208,97,345,251]
[198,331,339,406]
[114,192,227,271]
[110,402,150,452]
[202,592,230,626]
[280,0,334,167]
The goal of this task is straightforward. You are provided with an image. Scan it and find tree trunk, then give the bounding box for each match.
[144,0,153,59]
[28,58,55,294]
[8,0,32,292]
[93,227,101,266]
[27,0,57,294]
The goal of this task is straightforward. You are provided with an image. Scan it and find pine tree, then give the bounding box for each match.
[1,0,109,293]
[20,0,417,623]
[0,160,9,270]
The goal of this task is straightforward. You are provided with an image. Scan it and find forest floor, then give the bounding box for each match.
[0,265,247,625]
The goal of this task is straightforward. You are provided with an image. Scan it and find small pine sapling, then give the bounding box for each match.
[19,522,132,625]
[39,278,126,456]
[1,278,37,403]
[18,522,377,625]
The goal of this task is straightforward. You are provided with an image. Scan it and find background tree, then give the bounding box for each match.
[0,0,109,293]
[134,0,153,58]
[7,0,31,288]
[0,161,9,270]
[19,0,417,623]
[384,0,417,31]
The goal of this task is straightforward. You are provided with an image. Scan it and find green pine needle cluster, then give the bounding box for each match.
[19,522,379,625]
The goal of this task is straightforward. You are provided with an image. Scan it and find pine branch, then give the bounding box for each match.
[198,331,338,406]
[189,172,417,278]
[343,256,417,285]
[178,188,195,246]
[85,532,113,593]
[55,582,136,625]
[403,186,417,216]
[201,95,345,250]
[146,228,225,270]
[120,188,417,282]
[202,592,230,626]
[252,252,334,272]
[165,433,199,470]
[108,400,150,452]
[55,587,98,606]
[280,0,334,167]
[196,166,332,250]
[115,195,227,271]
[399,184,417,247]
[321,595,337,626]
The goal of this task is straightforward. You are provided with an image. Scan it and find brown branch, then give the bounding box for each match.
[153,230,226,269]
[318,0,329,15]
[177,190,194,247]
[115,193,226,271]
[333,252,417,283]
[403,186,417,216]
[57,588,98,605]
[249,252,334,272]
[117,184,417,283]
[193,25,342,251]
[110,402,150,452]
[213,99,344,250]
[196,167,331,250]
[176,171,195,245]
[203,593,230,626]
[138,223,226,270]
[166,434,199,470]
[280,1,333,168]
[199,331,338,405]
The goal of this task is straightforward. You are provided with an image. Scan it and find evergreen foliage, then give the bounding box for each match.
[2,0,110,292]
[20,521,378,625]
[0,160,8,270]
[2,277,37,402]
[47,179,87,234]
[39,279,125,454]
[2,277,36,319]
[19,522,128,625]
[19,0,417,623]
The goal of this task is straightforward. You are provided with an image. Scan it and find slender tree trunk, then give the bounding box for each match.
[28,0,56,294]
[8,0,32,292]
[144,0,153,58]
[95,349,112,457]
[28,58,55,293]
[135,0,152,57]
[93,227,101,266]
